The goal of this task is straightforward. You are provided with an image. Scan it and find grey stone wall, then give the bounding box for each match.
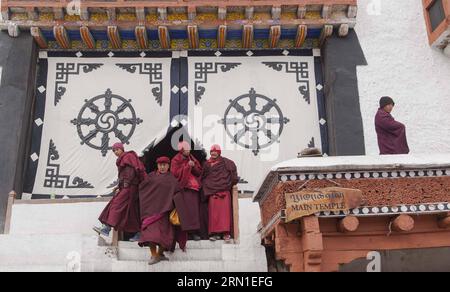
[0,32,37,233]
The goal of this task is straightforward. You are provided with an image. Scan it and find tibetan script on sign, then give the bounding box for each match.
[285,187,363,222]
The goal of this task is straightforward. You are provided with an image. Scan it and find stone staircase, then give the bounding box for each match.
[111,240,267,272]
[0,198,267,272]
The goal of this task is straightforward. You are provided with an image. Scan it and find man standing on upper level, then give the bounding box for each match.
[375,96,410,155]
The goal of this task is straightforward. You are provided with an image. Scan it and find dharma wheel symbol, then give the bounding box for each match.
[221,88,290,156]
[71,89,143,157]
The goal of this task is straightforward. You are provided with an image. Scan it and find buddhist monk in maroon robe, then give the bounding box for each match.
[171,141,203,241]
[375,96,410,155]
[138,156,179,265]
[94,143,146,237]
[202,145,239,243]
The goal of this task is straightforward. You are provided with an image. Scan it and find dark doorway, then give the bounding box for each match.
[142,126,207,173]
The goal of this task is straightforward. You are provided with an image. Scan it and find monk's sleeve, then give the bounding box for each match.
[378,114,405,132]
[230,162,239,186]
[201,162,210,179]
[191,160,203,177]
[121,166,136,189]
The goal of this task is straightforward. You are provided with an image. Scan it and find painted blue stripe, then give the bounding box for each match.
[199,29,217,39]
[42,30,56,41]
[91,30,108,40]
[170,30,188,39]
[227,30,243,40]
[43,28,323,43]
[254,28,270,39]
[67,30,82,41]
[147,30,159,40]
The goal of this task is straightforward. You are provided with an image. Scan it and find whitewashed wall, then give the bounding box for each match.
[356,0,450,155]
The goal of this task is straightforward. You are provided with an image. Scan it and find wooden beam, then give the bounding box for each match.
[295,24,308,48]
[217,25,227,49]
[107,8,117,21]
[135,26,148,49]
[158,7,167,21]
[338,23,349,37]
[269,25,281,48]
[232,185,240,244]
[7,23,20,37]
[347,5,358,18]
[242,24,254,49]
[391,215,415,232]
[54,25,71,49]
[272,5,282,20]
[188,6,197,21]
[53,7,64,20]
[438,213,450,229]
[337,216,359,233]
[187,25,199,49]
[136,7,146,22]
[218,6,227,21]
[31,26,48,49]
[80,26,96,49]
[107,26,122,49]
[158,25,170,49]
[319,24,333,46]
[26,7,38,21]
[322,4,332,19]
[4,191,16,234]
[245,6,254,20]
[297,5,307,19]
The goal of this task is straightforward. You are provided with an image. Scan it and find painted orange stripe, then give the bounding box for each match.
[81,28,94,49]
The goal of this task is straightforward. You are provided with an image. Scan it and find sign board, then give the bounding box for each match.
[285,187,363,222]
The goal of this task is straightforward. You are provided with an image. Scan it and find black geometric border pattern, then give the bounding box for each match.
[194,62,242,105]
[313,202,450,218]
[262,61,311,104]
[54,63,104,106]
[44,139,94,189]
[279,169,450,182]
[116,63,164,106]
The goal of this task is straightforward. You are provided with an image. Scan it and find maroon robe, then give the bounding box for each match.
[375,109,410,155]
[202,156,239,235]
[99,151,146,233]
[138,171,179,250]
[171,152,203,232]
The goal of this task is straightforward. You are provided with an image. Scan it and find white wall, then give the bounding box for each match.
[9,202,108,235]
[356,0,450,155]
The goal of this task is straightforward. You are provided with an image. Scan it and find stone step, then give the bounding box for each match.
[0,265,68,272]
[112,259,267,272]
[118,247,223,262]
[118,240,224,261]
[118,240,225,250]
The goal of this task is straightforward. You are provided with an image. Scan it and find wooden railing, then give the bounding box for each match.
[232,185,240,244]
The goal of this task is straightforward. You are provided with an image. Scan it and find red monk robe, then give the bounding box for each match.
[202,145,239,238]
[99,150,146,233]
[171,142,203,233]
[375,108,410,155]
[138,171,180,250]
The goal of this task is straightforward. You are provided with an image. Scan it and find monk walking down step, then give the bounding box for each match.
[138,157,180,265]
[171,141,203,242]
[202,145,239,243]
[94,143,146,239]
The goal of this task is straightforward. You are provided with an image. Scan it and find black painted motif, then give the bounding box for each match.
[71,89,143,157]
[44,139,94,189]
[116,63,163,106]
[194,62,242,105]
[54,63,103,106]
[262,62,311,104]
[221,88,290,156]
